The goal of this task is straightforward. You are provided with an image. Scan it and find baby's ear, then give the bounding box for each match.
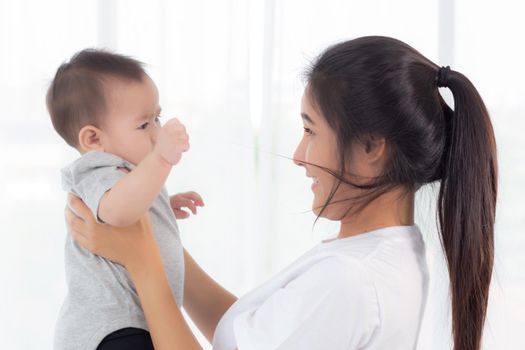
[78,125,103,153]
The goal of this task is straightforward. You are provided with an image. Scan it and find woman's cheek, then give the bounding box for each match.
[304,140,315,164]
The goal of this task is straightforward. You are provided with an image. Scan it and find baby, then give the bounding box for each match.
[47,49,202,349]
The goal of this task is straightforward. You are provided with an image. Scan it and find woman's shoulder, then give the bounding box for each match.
[285,253,378,305]
[316,225,426,268]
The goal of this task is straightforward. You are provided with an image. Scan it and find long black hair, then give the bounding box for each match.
[305,36,497,350]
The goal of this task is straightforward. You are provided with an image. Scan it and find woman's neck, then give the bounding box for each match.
[338,187,415,239]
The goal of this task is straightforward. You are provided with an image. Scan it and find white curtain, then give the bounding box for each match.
[0,0,523,348]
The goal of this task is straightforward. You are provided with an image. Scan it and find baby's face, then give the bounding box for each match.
[99,75,161,165]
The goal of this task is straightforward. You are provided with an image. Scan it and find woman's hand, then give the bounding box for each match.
[170,191,204,219]
[65,193,160,268]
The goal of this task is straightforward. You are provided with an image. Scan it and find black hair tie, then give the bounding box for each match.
[437,66,451,88]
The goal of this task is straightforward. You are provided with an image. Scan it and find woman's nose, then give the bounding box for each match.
[293,157,304,167]
[293,144,305,167]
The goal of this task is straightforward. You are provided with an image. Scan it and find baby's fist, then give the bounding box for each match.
[154,118,189,166]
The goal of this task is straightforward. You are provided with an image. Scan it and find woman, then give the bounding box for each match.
[66,36,497,350]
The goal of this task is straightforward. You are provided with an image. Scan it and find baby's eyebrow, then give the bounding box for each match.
[137,107,162,121]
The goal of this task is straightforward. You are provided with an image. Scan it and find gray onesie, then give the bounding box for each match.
[54,150,184,350]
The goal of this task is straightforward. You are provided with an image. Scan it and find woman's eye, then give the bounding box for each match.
[303,127,313,135]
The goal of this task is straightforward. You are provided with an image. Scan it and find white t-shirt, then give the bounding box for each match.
[212,225,429,350]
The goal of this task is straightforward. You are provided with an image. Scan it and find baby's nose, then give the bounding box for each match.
[150,130,158,144]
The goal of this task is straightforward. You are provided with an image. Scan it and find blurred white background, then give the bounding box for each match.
[0,0,524,348]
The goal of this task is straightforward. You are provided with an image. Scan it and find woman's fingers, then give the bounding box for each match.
[65,194,99,252]
[65,208,87,235]
[71,228,92,250]
[67,193,96,224]
[65,208,94,250]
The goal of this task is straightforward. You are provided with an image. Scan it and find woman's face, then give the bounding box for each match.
[293,89,379,220]
[293,90,345,219]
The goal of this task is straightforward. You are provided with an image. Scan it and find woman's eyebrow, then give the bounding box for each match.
[301,113,315,125]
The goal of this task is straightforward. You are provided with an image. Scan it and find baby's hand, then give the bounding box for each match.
[154,118,189,166]
[170,191,205,219]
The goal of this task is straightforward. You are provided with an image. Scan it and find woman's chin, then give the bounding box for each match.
[311,203,327,218]
[312,204,342,221]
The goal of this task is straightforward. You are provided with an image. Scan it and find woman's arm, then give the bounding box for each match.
[128,247,238,347]
[130,253,239,349]
[183,248,237,342]
[127,244,203,350]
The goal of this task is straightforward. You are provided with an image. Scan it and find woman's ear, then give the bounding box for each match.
[347,135,387,181]
[78,125,104,153]
[364,134,387,165]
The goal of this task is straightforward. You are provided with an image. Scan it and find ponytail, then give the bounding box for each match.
[437,69,497,350]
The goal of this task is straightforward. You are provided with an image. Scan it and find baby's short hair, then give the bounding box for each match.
[46,49,146,147]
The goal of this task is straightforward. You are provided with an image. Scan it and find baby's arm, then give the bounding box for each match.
[98,118,189,227]
[98,152,171,226]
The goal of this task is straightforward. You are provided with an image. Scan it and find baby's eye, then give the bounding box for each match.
[154,115,161,125]
[139,122,149,130]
